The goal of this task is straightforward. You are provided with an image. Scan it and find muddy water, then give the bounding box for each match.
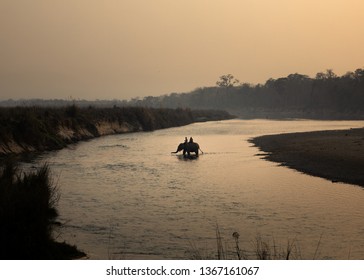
[28,119,364,259]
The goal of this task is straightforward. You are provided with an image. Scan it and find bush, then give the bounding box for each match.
[0,161,84,259]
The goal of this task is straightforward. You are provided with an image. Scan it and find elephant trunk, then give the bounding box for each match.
[171,143,185,154]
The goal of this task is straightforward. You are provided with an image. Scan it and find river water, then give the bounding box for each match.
[26,119,364,259]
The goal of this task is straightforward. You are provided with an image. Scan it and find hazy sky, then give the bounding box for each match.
[1,0,364,100]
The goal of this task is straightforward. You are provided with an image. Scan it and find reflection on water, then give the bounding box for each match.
[28,120,364,259]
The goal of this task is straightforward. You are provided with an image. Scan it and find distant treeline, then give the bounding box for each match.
[2,68,363,119]
[129,68,364,119]
[0,106,233,156]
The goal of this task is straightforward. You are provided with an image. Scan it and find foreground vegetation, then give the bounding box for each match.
[0,106,233,156]
[0,161,85,259]
[188,226,325,260]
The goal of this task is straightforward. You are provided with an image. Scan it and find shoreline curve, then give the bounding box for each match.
[250,127,364,188]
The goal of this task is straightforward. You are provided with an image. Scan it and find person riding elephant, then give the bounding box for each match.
[171,137,203,157]
[184,141,200,157]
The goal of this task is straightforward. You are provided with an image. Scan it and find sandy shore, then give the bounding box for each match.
[250,127,364,188]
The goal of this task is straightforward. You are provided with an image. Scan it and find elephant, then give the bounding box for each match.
[171,142,203,157]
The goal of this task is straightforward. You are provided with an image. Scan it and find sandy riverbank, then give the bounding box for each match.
[250,127,364,188]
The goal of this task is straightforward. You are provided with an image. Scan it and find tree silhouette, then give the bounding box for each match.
[216,74,240,87]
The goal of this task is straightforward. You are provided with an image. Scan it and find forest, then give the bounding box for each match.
[128,68,364,119]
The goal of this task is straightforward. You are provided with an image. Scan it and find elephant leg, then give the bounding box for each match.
[196,150,199,157]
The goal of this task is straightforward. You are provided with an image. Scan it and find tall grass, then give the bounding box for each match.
[189,225,314,260]
[0,161,84,259]
[0,106,234,156]
[253,235,300,260]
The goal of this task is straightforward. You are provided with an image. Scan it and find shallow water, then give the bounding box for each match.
[27,119,364,259]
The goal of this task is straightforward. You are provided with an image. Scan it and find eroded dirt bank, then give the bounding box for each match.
[0,106,234,156]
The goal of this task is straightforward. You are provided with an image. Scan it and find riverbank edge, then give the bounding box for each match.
[249,127,364,188]
[0,106,234,259]
[0,106,234,157]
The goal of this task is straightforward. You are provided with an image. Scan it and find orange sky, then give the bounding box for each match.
[1,0,364,100]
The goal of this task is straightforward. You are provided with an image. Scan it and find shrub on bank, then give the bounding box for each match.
[0,161,84,259]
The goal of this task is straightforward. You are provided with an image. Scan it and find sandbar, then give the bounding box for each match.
[250,128,364,188]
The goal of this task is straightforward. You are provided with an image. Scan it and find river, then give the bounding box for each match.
[24,119,364,259]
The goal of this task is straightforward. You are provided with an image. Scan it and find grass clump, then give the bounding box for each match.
[189,225,304,260]
[0,161,85,259]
